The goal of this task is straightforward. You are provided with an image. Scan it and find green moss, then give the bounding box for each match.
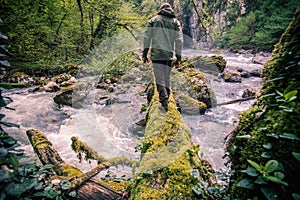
[71,136,106,163]
[130,89,219,199]
[71,136,137,168]
[26,129,52,149]
[185,55,226,74]
[55,163,82,177]
[98,180,131,192]
[0,83,29,89]
[227,6,300,199]
[175,92,207,115]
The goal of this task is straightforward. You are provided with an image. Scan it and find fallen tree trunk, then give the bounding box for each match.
[129,89,219,199]
[26,129,124,200]
[217,96,255,106]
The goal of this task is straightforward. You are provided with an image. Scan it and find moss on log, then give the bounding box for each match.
[26,129,124,200]
[130,89,219,199]
[71,136,138,168]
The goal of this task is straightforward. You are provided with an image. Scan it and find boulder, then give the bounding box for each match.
[51,73,71,84]
[44,81,60,92]
[222,72,242,83]
[175,93,207,115]
[242,88,258,98]
[250,69,262,77]
[186,55,226,74]
[184,70,217,108]
[10,71,35,85]
[252,52,271,65]
[53,82,88,108]
[237,68,251,78]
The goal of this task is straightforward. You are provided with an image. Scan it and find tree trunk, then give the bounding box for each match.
[26,129,124,200]
[129,89,218,199]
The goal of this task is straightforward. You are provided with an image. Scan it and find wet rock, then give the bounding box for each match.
[60,76,77,87]
[186,55,226,74]
[184,70,217,108]
[51,73,72,84]
[9,71,35,85]
[252,52,271,65]
[44,81,60,92]
[121,73,138,83]
[129,119,146,137]
[222,72,242,83]
[53,82,88,108]
[176,93,207,115]
[96,82,110,90]
[250,69,262,77]
[105,98,118,105]
[242,88,259,98]
[237,68,251,78]
[107,86,114,93]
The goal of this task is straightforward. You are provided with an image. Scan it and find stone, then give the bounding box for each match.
[44,81,60,92]
[53,82,88,108]
[51,73,71,84]
[242,88,257,98]
[176,92,207,115]
[240,70,251,78]
[252,53,271,65]
[60,76,77,87]
[10,71,34,85]
[250,69,262,77]
[223,72,242,83]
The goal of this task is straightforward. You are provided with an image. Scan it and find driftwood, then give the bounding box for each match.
[217,96,255,106]
[26,129,124,200]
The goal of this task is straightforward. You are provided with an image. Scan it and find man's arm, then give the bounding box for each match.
[143,22,153,63]
[174,20,183,65]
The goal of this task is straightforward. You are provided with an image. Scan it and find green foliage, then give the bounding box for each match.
[0,0,147,65]
[237,159,288,199]
[275,90,298,112]
[220,0,299,51]
[227,5,300,199]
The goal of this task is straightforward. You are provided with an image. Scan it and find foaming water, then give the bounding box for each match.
[1,50,265,179]
[181,49,264,175]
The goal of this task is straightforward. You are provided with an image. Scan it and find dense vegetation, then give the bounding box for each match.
[227,6,300,199]
[0,0,298,67]
[0,0,299,199]
[0,0,149,64]
[220,0,299,51]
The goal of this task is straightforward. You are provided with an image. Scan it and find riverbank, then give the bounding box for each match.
[1,50,269,182]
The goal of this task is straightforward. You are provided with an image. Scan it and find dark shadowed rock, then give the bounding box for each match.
[53,82,88,108]
[250,69,262,77]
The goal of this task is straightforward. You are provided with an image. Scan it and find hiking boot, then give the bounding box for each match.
[161,100,168,112]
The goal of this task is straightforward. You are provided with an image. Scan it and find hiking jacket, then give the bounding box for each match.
[143,7,183,62]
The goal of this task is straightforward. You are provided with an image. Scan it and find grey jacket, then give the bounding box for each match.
[143,7,183,61]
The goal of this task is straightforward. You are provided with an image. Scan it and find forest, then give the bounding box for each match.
[0,0,299,199]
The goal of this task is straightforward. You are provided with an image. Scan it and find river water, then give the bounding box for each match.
[1,49,265,180]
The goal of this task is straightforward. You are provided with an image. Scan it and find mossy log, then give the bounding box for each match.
[26,129,124,200]
[70,136,138,168]
[130,89,218,199]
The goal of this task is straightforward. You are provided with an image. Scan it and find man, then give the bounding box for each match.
[142,3,183,112]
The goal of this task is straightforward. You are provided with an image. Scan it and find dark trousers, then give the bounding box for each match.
[152,60,172,103]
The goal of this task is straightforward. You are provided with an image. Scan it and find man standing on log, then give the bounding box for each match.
[142,3,183,112]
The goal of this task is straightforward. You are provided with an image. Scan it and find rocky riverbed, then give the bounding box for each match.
[1,49,270,181]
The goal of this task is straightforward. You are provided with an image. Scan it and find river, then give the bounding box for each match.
[1,49,266,181]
